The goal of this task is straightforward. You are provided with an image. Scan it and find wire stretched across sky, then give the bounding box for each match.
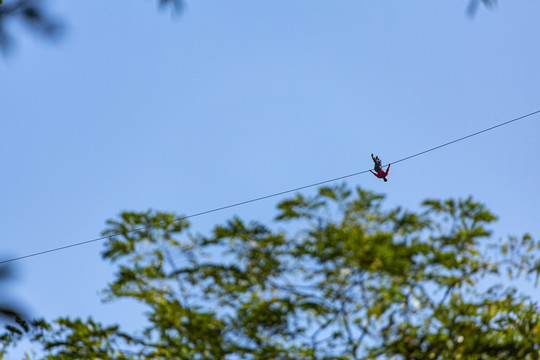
[1,109,539,265]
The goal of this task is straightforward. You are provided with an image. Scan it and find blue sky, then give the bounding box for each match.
[1,0,539,353]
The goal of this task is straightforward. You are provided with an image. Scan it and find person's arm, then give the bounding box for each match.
[386,164,391,175]
[370,170,378,177]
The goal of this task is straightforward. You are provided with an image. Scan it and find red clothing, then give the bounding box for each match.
[370,164,390,179]
[374,170,388,179]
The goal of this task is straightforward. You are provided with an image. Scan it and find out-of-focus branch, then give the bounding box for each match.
[159,0,183,14]
[467,0,497,18]
[0,264,28,343]
[0,0,183,55]
[0,0,63,53]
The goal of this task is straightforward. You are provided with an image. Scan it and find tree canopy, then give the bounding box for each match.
[2,185,539,359]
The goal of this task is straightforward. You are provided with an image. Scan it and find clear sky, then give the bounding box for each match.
[1,0,539,354]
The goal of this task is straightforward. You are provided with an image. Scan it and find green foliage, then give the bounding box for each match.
[2,185,539,360]
[0,264,30,358]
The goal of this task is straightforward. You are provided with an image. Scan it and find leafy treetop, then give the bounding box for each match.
[2,185,539,360]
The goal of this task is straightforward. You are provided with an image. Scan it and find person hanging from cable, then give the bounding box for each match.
[370,164,390,182]
[370,154,390,182]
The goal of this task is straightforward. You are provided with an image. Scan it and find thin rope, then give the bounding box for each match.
[1,109,538,265]
[390,109,540,165]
